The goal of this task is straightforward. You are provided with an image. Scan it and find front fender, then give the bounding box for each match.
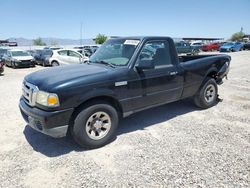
[77,88,117,105]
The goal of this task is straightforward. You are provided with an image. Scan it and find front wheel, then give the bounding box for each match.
[192,49,199,55]
[193,78,218,109]
[71,102,119,148]
[12,61,17,69]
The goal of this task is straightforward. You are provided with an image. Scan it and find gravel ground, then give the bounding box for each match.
[0,51,249,187]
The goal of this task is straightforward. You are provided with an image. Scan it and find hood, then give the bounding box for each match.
[221,45,233,49]
[25,64,109,91]
[13,56,33,61]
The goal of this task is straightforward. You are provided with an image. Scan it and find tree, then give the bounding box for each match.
[231,31,245,41]
[33,37,46,46]
[95,34,108,44]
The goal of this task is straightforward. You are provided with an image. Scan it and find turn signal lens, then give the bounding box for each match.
[48,95,59,106]
[36,91,60,107]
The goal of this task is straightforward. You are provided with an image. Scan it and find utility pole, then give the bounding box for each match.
[240,27,243,33]
[80,22,83,46]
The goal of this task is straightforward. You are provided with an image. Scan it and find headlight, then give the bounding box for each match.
[36,91,60,107]
[13,58,21,62]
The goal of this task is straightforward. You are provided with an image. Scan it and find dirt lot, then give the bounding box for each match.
[0,51,249,187]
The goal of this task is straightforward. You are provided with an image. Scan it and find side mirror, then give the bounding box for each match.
[135,60,154,71]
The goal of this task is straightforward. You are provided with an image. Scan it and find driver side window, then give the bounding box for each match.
[138,41,172,69]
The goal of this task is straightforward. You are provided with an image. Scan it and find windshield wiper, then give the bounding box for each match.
[94,60,116,68]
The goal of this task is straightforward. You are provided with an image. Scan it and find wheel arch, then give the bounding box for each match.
[204,67,218,81]
[69,95,123,129]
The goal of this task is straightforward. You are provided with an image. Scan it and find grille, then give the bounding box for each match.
[22,81,39,106]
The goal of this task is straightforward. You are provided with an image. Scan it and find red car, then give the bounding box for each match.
[202,43,221,51]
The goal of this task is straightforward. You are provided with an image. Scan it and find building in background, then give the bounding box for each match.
[0,39,18,47]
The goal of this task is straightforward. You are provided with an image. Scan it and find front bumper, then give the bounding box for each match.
[15,61,35,67]
[19,98,74,138]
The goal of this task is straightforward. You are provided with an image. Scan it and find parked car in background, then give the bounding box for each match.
[34,49,53,66]
[84,48,94,56]
[47,49,89,66]
[202,42,221,51]
[32,49,43,59]
[0,56,5,74]
[73,48,91,57]
[175,41,200,55]
[0,48,8,74]
[243,42,250,50]
[44,46,62,50]
[27,50,36,57]
[74,46,99,56]
[190,42,204,51]
[220,42,244,52]
[3,49,35,68]
[83,45,99,54]
[0,48,8,58]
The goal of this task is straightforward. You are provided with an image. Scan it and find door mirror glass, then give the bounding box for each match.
[136,60,154,70]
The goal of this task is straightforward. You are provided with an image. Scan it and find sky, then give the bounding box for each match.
[0,0,250,40]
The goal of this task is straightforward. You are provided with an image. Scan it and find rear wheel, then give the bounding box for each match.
[51,61,59,67]
[194,78,218,109]
[71,102,119,148]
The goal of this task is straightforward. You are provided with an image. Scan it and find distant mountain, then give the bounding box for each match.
[7,37,95,46]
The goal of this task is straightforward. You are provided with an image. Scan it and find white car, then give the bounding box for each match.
[190,42,205,49]
[48,49,89,66]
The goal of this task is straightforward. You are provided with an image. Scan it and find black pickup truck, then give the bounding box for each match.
[19,36,230,148]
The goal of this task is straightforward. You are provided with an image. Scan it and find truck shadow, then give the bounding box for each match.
[23,99,200,157]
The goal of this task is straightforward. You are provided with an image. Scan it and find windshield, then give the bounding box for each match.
[224,42,234,46]
[42,50,53,56]
[90,38,140,66]
[11,51,30,57]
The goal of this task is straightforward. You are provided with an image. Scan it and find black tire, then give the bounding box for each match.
[51,61,59,67]
[12,61,16,69]
[193,78,218,109]
[42,61,46,67]
[192,49,199,55]
[71,102,119,148]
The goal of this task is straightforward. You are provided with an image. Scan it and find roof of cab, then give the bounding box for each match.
[109,36,172,41]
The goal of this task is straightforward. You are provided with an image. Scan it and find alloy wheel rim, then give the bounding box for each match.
[204,84,216,103]
[85,111,111,140]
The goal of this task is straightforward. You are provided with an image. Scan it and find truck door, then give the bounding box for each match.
[136,40,184,107]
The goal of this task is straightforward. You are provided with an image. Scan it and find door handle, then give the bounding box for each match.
[169,71,178,75]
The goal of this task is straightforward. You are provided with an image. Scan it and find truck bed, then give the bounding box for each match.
[179,54,230,72]
[179,54,222,63]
